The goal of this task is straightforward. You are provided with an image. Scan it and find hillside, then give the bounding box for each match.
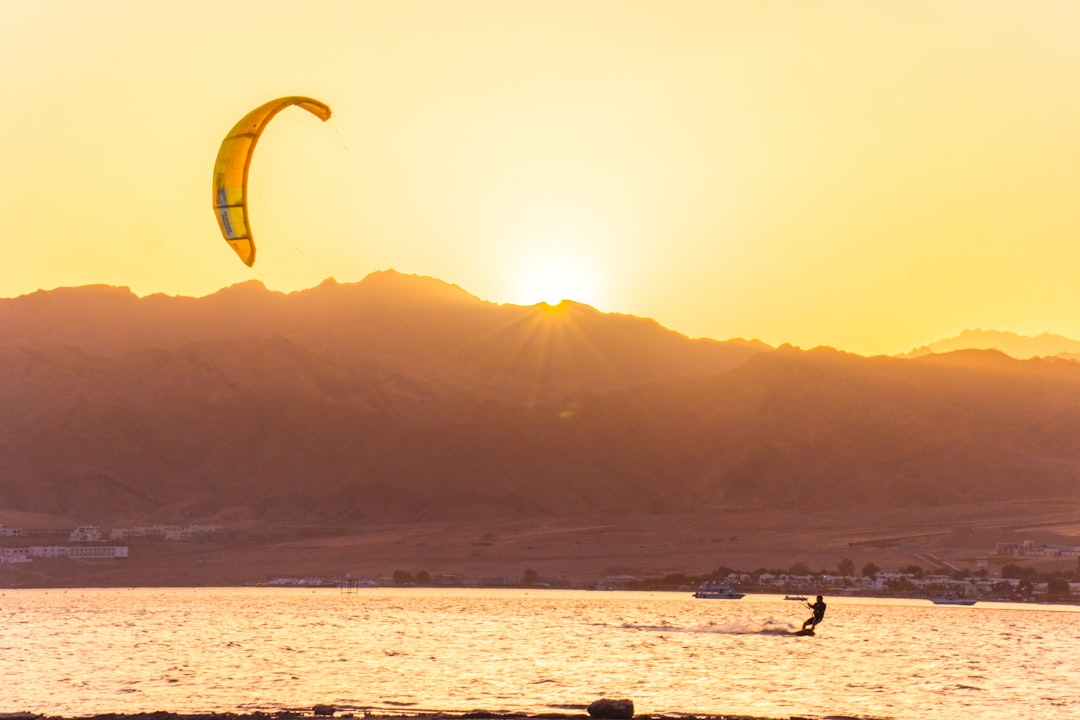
[2,272,1080,532]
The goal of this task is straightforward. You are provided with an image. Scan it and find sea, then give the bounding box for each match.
[2,587,1079,720]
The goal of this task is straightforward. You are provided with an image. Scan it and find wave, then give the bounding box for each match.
[621,617,800,635]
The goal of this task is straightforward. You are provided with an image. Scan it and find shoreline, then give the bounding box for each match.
[3,713,793,720]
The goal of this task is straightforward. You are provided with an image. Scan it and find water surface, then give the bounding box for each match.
[2,588,1078,720]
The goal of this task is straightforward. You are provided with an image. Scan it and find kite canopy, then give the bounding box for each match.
[212,96,332,266]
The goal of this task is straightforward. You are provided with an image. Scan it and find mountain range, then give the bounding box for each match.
[2,270,1080,528]
[903,329,1080,360]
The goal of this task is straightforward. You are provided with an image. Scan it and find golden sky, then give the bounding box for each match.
[2,0,1079,356]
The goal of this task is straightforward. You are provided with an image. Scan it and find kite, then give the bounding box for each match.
[212,96,332,266]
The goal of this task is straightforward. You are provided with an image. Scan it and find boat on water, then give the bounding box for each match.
[931,597,977,605]
[784,595,808,601]
[693,582,745,599]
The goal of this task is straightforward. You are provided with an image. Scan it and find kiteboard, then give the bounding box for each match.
[792,628,815,636]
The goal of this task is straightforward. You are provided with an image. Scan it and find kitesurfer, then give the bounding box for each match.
[802,595,826,631]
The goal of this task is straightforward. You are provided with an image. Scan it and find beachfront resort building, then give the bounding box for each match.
[995,540,1080,557]
[0,545,128,563]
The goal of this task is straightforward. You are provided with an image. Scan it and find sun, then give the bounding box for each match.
[521,263,586,306]
[512,256,602,308]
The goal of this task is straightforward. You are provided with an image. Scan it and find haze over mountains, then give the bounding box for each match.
[903,329,1080,360]
[2,270,1080,528]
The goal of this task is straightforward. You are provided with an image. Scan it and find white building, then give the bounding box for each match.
[0,548,31,563]
[70,525,103,542]
[27,545,129,559]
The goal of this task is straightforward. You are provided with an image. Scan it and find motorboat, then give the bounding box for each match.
[693,582,745,599]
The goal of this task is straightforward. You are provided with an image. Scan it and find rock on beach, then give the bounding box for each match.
[586,700,634,719]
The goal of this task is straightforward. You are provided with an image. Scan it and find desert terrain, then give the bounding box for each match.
[4,498,1080,589]
[5,277,1080,590]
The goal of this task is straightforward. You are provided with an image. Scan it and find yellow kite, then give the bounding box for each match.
[212,96,332,266]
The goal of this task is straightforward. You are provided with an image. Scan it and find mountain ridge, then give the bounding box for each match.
[904,328,1080,360]
[2,272,1080,528]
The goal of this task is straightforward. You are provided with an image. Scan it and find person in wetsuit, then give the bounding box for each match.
[803,595,826,630]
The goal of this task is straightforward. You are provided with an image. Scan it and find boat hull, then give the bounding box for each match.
[693,583,745,599]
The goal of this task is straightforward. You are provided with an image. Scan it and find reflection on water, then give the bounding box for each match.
[2,588,1079,720]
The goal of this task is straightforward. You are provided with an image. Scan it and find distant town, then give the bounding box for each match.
[2,522,1079,602]
[0,523,221,563]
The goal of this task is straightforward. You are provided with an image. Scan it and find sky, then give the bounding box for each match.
[2,1,1079,357]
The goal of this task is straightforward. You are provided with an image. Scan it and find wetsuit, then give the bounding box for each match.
[803,598,826,630]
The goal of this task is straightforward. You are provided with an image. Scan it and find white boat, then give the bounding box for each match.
[784,595,808,601]
[693,582,745,599]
